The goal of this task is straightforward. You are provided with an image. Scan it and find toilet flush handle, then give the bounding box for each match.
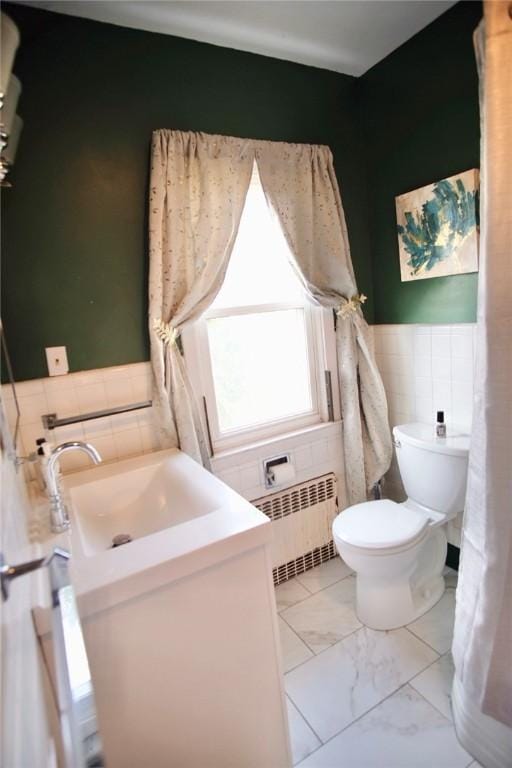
[393,438,401,448]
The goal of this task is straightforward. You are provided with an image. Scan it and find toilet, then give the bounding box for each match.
[332,423,470,630]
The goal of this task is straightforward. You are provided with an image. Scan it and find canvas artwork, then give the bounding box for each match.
[395,169,479,282]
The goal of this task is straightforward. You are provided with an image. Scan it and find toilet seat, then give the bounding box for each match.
[333,499,429,551]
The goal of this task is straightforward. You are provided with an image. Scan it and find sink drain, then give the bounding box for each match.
[111,533,132,548]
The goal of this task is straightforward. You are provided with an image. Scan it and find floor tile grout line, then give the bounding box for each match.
[277,566,361,673]
[286,631,440,750]
[285,594,452,676]
[294,566,349,595]
[277,576,358,654]
[283,563,459,765]
[293,573,314,596]
[407,649,461,727]
[404,623,449,656]
[294,676,460,767]
[301,616,363,657]
[278,567,354,614]
[279,567,456,623]
[408,673,457,725]
[405,683,476,765]
[408,649,452,689]
[278,613,315,663]
[286,694,325,749]
[294,680,416,765]
[282,620,364,674]
[280,596,362,657]
[283,613,443,680]
[289,631,450,760]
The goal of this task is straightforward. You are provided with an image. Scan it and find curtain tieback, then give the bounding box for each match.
[153,318,180,346]
[335,294,367,320]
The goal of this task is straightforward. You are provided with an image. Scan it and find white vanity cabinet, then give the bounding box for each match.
[35,450,292,768]
[82,534,290,768]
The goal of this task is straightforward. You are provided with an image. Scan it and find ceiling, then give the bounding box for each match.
[18,1,456,76]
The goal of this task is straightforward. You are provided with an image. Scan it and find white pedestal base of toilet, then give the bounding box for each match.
[346,526,448,631]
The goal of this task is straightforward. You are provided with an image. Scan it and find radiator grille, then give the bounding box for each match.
[252,473,338,587]
[253,474,336,522]
[272,541,337,586]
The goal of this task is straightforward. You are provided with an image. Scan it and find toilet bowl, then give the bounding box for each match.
[332,423,470,630]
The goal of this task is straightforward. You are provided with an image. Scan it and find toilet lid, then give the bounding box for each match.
[333,500,428,549]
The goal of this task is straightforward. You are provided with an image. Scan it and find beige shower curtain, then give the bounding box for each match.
[149,131,392,501]
[452,3,512,765]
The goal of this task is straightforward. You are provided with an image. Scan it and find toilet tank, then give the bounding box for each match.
[393,423,470,517]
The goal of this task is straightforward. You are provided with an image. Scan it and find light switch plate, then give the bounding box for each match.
[45,346,69,377]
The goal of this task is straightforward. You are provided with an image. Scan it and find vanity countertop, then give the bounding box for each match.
[32,449,271,621]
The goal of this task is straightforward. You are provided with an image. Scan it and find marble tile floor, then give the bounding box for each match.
[276,560,480,767]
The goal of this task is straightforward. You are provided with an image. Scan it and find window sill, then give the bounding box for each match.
[211,419,343,462]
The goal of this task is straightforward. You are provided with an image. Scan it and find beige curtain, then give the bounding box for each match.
[255,142,392,502]
[451,3,512,761]
[149,130,254,464]
[149,131,392,502]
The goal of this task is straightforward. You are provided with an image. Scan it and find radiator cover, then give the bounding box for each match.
[252,473,338,586]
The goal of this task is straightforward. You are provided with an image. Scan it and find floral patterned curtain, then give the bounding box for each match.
[255,141,392,502]
[149,130,254,464]
[149,130,392,501]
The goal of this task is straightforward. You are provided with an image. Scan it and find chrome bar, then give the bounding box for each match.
[42,400,152,431]
[202,396,214,458]
[324,370,334,422]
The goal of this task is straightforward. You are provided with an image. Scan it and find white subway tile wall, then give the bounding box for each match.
[1,362,158,473]
[211,421,346,506]
[1,362,347,507]
[3,323,473,530]
[374,323,476,547]
[375,323,475,433]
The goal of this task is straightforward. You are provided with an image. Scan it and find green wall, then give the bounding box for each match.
[2,2,483,380]
[1,3,372,381]
[359,1,482,325]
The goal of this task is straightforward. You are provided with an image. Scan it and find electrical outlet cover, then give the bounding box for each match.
[45,346,69,377]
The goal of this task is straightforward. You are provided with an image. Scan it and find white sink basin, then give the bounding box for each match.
[66,449,230,558]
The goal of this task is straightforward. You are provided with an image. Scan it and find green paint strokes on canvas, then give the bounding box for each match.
[397,178,479,276]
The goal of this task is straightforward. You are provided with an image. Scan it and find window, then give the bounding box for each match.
[183,164,338,452]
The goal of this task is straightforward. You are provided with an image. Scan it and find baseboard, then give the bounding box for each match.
[446,543,460,570]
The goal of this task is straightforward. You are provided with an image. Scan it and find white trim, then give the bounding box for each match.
[211,419,343,462]
[206,300,306,318]
[182,301,337,452]
[210,412,320,453]
[181,161,340,452]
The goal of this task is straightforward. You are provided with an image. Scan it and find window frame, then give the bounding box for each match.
[182,299,339,454]
[181,162,340,454]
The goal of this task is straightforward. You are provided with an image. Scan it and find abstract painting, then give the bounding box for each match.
[395,169,479,282]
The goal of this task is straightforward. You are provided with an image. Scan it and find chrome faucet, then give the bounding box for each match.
[47,441,102,533]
